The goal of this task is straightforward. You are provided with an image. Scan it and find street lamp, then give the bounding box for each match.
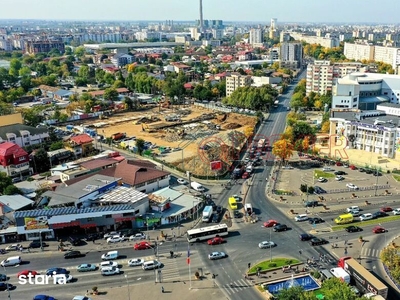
[269,227,273,262]
[124,275,131,300]
[39,231,44,251]
[374,168,379,196]
[2,265,11,299]
[192,200,200,225]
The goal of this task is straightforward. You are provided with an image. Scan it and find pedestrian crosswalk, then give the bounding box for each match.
[220,278,254,296]
[360,247,381,258]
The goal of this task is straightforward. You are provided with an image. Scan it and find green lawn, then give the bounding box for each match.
[332,215,400,231]
[249,257,300,274]
[314,170,335,178]
[393,174,400,182]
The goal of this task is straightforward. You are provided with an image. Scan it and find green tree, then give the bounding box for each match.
[135,138,145,155]
[49,141,64,151]
[33,148,51,172]
[103,88,119,102]
[3,185,22,195]
[0,172,12,194]
[124,96,134,110]
[276,285,305,300]
[9,58,22,77]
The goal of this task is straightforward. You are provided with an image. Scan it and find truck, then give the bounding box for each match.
[338,257,388,299]
[334,213,354,224]
[202,206,213,222]
[111,132,126,141]
[330,267,350,283]
[191,181,205,192]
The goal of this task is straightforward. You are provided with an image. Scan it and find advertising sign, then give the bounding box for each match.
[24,216,49,230]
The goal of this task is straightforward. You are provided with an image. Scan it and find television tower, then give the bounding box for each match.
[199,0,204,35]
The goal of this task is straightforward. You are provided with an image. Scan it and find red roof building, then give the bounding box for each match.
[0,142,30,177]
[66,134,94,157]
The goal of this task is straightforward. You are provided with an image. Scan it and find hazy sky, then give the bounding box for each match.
[1,0,399,23]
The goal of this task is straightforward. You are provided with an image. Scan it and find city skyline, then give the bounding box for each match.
[0,0,399,24]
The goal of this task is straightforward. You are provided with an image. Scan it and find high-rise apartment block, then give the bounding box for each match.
[306,60,364,95]
[249,28,263,46]
[226,73,252,97]
[26,39,65,54]
[280,42,303,69]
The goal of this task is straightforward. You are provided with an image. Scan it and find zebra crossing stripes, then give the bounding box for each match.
[222,278,254,295]
[361,247,381,258]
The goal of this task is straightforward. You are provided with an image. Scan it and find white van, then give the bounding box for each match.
[1,256,22,267]
[101,250,119,261]
[359,213,373,221]
[330,267,350,283]
[190,181,205,192]
[142,260,161,270]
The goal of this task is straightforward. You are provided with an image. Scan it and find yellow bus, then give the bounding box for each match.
[229,197,237,210]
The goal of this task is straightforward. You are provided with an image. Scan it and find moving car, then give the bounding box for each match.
[128,258,144,267]
[33,295,56,300]
[129,233,146,241]
[55,274,73,284]
[359,213,373,221]
[101,266,120,276]
[64,251,85,259]
[17,270,39,278]
[295,214,309,222]
[346,183,358,190]
[46,268,68,276]
[372,226,386,234]
[349,210,361,217]
[309,238,329,246]
[0,282,13,291]
[372,211,388,219]
[299,233,314,241]
[258,241,276,249]
[393,208,400,215]
[72,296,92,300]
[308,217,324,224]
[177,178,187,185]
[345,226,362,233]
[208,251,227,260]
[264,220,279,227]
[273,224,288,232]
[76,264,96,272]
[346,206,360,212]
[134,241,152,250]
[380,207,393,212]
[100,261,118,269]
[207,237,224,245]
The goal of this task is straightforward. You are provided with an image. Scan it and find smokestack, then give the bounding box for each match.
[199,0,204,34]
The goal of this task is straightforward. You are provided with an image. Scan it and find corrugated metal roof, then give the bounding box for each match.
[14,204,135,218]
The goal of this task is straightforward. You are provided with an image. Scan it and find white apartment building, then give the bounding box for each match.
[111,53,134,67]
[249,28,263,46]
[226,73,252,97]
[306,60,364,95]
[280,42,303,68]
[329,110,397,158]
[344,42,400,69]
[289,33,340,48]
[212,29,223,40]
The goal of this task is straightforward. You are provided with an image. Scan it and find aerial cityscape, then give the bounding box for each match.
[1,1,400,300]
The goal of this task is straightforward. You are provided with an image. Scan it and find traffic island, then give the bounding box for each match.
[247,258,302,278]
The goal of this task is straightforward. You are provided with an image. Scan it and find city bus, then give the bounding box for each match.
[186,224,229,243]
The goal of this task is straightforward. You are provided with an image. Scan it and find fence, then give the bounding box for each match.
[324,184,390,194]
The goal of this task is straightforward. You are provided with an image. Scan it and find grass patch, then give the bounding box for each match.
[249,257,300,273]
[332,215,400,231]
[274,190,293,195]
[314,170,335,178]
[393,175,400,182]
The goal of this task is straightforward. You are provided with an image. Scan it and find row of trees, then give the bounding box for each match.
[380,246,400,284]
[223,85,279,110]
[303,43,346,61]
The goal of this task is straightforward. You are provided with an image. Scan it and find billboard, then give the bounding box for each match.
[24,216,49,231]
[210,160,222,171]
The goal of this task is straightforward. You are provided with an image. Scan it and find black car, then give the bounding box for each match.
[64,250,85,259]
[216,206,222,214]
[211,213,219,223]
[345,226,362,233]
[0,273,7,281]
[314,186,326,194]
[0,282,12,291]
[273,224,288,232]
[46,268,68,276]
[372,211,388,219]
[233,210,241,218]
[299,233,314,241]
[309,238,329,246]
[68,236,84,246]
[373,172,382,176]
[305,201,319,208]
[308,217,324,224]
[29,241,48,249]
[334,171,346,175]
[359,168,366,172]
[365,169,373,174]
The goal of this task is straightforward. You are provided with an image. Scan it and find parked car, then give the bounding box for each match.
[345,226,362,233]
[5,244,22,251]
[207,237,224,245]
[0,273,7,281]
[0,283,13,291]
[264,220,279,227]
[76,264,96,272]
[295,214,309,222]
[64,251,85,259]
[211,213,219,223]
[29,241,48,249]
[309,238,329,246]
[314,186,326,194]
[308,217,324,224]
[128,258,144,267]
[216,206,223,214]
[349,165,357,170]
[273,224,288,232]
[208,252,227,260]
[129,233,146,241]
[359,168,366,172]
[258,241,276,249]
[299,233,314,241]
[335,175,344,181]
[317,177,327,183]
[177,178,187,185]
[304,201,319,207]
[346,183,358,190]
[68,236,84,246]
[107,235,124,243]
[103,231,120,239]
[372,226,387,234]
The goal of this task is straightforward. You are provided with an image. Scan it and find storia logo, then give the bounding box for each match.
[18,272,68,285]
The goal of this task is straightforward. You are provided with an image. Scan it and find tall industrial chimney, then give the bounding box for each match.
[199,0,204,34]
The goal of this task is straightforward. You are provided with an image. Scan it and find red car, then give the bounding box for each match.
[380,207,393,212]
[349,165,357,170]
[17,270,39,278]
[134,241,152,250]
[264,220,279,227]
[242,172,250,179]
[372,226,386,234]
[336,162,343,166]
[207,237,224,245]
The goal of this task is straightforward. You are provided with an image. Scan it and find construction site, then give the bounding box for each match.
[81,104,258,177]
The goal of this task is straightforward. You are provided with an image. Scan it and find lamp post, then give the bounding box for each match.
[374,168,379,196]
[2,265,11,299]
[124,275,131,300]
[192,200,200,225]
[269,227,273,262]
[39,231,44,251]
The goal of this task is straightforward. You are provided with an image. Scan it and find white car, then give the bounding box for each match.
[317,177,327,183]
[5,244,22,251]
[349,210,361,217]
[322,167,333,171]
[393,208,400,215]
[100,261,118,269]
[101,266,120,276]
[177,178,188,185]
[346,183,358,189]
[208,251,227,260]
[107,235,124,243]
[258,241,276,249]
[232,195,240,201]
[55,274,73,284]
[73,296,92,300]
[295,214,309,222]
[129,233,146,241]
[346,206,360,213]
[359,213,373,221]
[335,175,344,181]
[128,258,144,267]
[103,231,120,239]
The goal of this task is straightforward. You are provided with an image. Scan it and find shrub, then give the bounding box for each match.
[285,260,293,265]
[268,263,277,267]
[313,271,321,279]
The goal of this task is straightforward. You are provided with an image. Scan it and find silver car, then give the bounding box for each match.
[258,241,276,249]
[208,251,227,260]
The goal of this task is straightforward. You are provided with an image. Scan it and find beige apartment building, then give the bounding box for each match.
[225,73,252,96]
[306,60,364,95]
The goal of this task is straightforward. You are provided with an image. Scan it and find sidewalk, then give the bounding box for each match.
[86,275,226,300]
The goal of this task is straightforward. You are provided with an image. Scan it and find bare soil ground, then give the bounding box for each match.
[81,105,257,176]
